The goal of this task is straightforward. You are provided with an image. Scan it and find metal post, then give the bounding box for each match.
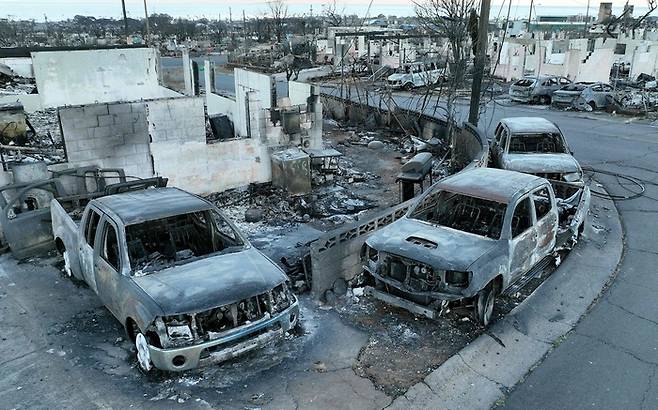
[121,0,129,39]
[584,0,591,37]
[143,0,150,45]
[468,0,491,125]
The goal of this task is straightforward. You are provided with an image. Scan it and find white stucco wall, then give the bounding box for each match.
[31,48,180,108]
[234,68,272,137]
[288,81,312,106]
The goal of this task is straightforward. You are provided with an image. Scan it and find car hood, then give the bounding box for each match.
[502,153,581,175]
[366,218,498,271]
[133,247,287,315]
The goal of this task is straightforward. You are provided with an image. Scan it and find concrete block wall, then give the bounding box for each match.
[146,97,206,144]
[58,102,152,178]
[310,201,413,298]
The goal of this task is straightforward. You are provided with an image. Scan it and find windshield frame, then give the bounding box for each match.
[125,208,248,276]
[408,189,508,240]
[506,132,568,154]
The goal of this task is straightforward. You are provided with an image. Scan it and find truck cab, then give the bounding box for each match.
[363,168,560,326]
[52,186,299,372]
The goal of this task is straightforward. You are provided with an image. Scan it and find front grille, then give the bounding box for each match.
[194,285,292,339]
[382,254,441,292]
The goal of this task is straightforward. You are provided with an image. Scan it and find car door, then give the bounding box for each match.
[531,185,558,257]
[509,196,538,281]
[597,84,614,107]
[94,216,125,319]
[492,125,509,167]
[78,207,101,292]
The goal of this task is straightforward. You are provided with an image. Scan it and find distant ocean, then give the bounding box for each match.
[1,1,652,22]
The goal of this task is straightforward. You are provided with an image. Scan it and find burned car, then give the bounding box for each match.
[51,186,299,372]
[363,168,569,326]
[552,82,614,110]
[490,117,590,242]
[509,75,571,104]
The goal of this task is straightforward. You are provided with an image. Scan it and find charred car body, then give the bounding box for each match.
[552,82,614,110]
[509,75,572,105]
[490,117,590,243]
[51,186,299,372]
[363,168,574,325]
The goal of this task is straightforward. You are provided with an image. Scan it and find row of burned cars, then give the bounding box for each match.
[10,117,588,373]
[509,74,615,109]
[363,117,589,326]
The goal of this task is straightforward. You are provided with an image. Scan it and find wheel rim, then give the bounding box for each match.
[135,333,152,372]
[483,292,495,326]
[63,251,72,277]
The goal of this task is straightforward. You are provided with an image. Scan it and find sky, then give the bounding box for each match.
[1,0,652,22]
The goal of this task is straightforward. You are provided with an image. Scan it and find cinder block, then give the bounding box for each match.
[68,149,99,162]
[73,116,99,129]
[103,135,125,147]
[93,126,112,139]
[98,115,114,127]
[133,121,148,134]
[58,107,84,120]
[130,102,146,113]
[116,122,135,135]
[62,128,87,142]
[82,104,109,117]
[108,104,131,115]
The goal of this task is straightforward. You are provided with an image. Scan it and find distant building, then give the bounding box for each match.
[598,2,613,22]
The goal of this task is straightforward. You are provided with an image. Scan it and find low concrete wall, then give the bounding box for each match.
[320,93,449,140]
[310,200,413,297]
[452,123,490,172]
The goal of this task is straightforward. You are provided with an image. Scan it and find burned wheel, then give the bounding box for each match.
[403,83,414,91]
[474,282,496,326]
[62,250,73,277]
[539,95,551,105]
[135,332,153,373]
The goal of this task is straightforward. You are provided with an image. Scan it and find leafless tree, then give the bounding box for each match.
[323,0,345,27]
[415,0,475,85]
[268,0,288,43]
[414,0,476,128]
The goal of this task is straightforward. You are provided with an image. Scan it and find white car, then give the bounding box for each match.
[387,62,446,90]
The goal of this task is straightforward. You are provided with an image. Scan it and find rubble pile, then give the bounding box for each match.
[1,109,64,165]
[0,74,36,96]
[608,89,658,115]
[206,182,378,232]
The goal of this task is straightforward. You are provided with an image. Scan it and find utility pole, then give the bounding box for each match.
[584,0,591,37]
[143,0,150,45]
[468,0,491,125]
[527,0,534,29]
[121,0,129,40]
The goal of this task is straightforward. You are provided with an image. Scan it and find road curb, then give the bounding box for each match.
[386,185,624,410]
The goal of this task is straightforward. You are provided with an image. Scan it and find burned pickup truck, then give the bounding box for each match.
[490,117,590,243]
[362,168,580,326]
[51,185,299,372]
